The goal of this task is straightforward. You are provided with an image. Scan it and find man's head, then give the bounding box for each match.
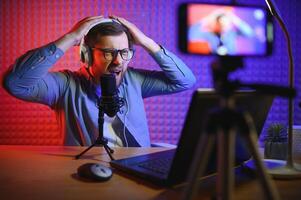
[84,20,134,86]
[214,14,233,33]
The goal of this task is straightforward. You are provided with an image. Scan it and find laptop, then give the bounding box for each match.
[110,89,274,186]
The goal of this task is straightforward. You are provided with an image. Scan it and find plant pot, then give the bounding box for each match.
[264,141,287,160]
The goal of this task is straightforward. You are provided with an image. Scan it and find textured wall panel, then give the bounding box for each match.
[0,0,300,146]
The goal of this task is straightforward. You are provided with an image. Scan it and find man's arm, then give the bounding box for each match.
[3,43,66,106]
[110,16,196,97]
[133,46,196,98]
[3,16,107,106]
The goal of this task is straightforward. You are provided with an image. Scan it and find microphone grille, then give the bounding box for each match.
[100,74,117,96]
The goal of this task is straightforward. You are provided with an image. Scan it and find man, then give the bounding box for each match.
[4,16,196,147]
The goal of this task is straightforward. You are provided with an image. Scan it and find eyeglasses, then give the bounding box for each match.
[92,47,135,61]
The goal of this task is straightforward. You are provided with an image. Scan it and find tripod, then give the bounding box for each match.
[75,107,115,160]
[75,97,127,161]
[182,57,283,200]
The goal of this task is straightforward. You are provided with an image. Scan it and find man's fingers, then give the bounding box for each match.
[81,16,105,35]
[77,16,104,25]
[109,15,129,26]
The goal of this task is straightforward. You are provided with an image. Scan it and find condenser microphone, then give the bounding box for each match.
[100,73,124,117]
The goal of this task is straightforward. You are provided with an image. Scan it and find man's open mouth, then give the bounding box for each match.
[110,70,122,76]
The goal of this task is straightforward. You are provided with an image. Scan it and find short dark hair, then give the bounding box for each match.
[85,22,133,48]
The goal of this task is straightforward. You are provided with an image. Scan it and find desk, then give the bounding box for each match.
[0,145,300,200]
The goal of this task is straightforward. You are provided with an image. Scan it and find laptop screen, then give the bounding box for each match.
[168,89,274,184]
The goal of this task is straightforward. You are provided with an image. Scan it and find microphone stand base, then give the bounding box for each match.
[243,159,301,179]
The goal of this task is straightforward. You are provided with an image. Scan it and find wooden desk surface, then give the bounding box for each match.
[0,145,300,200]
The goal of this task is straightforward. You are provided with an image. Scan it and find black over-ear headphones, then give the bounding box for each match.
[79,18,121,68]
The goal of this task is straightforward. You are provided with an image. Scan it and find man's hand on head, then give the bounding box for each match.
[67,16,107,46]
[55,16,106,52]
[109,15,161,54]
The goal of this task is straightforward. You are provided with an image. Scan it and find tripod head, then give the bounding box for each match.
[211,56,296,99]
[211,56,243,98]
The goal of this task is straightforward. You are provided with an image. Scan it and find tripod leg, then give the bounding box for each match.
[217,129,235,200]
[103,144,115,160]
[242,113,280,200]
[182,133,216,200]
[244,133,280,200]
[75,143,97,159]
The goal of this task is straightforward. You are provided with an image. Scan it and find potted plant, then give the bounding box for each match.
[264,123,288,160]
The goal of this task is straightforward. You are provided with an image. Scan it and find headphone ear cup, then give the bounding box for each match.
[80,38,93,67]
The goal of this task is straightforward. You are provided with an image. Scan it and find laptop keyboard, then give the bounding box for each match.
[137,157,173,175]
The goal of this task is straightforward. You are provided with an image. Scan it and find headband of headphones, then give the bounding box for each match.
[81,18,121,44]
